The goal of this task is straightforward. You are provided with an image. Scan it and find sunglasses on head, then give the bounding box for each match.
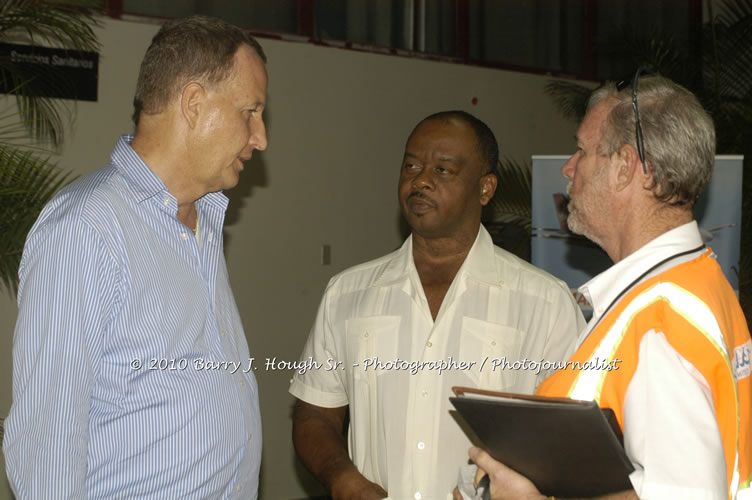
[616,67,656,175]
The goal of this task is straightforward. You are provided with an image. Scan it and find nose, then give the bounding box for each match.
[250,118,268,151]
[561,152,577,180]
[412,168,434,190]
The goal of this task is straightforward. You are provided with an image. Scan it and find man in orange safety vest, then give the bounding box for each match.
[464,72,751,499]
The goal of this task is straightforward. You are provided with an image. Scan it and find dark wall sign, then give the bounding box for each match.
[0,42,99,102]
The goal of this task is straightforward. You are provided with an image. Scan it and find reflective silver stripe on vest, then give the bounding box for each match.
[570,282,731,402]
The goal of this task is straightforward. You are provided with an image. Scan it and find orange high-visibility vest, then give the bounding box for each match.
[537,250,751,499]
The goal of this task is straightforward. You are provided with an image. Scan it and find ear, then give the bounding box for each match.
[479,173,498,206]
[181,81,206,129]
[613,144,642,192]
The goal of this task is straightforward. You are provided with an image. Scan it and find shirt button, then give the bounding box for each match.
[208,232,213,242]
[163,197,169,205]
[221,331,226,337]
[237,485,242,492]
[491,340,497,346]
[417,441,425,450]
[180,232,188,240]
[247,432,252,441]
[421,390,428,397]
[426,341,432,348]
[364,332,369,338]
[414,492,422,500]
[239,380,245,388]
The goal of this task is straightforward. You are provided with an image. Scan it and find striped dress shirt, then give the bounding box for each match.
[3,135,262,499]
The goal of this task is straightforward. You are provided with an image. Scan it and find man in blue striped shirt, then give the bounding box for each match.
[3,16,268,498]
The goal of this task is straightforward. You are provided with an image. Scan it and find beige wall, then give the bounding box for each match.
[0,16,579,499]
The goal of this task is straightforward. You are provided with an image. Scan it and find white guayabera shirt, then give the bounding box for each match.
[290,227,585,500]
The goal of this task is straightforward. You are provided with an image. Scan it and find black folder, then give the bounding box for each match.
[450,386,634,498]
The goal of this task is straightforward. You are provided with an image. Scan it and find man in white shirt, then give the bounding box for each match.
[290,110,585,499]
[465,74,751,499]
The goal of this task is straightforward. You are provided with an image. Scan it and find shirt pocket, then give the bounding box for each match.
[459,316,524,390]
[345,316,401,380]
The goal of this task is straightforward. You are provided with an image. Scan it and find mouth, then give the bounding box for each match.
[235,157,250,169]
[564,184,575,212]
[406,192,436,214]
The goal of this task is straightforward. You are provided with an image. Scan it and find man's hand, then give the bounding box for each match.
[330,468,388,499]
[467,447,638,500]
[292,399,387,500]
[469,447,546,500]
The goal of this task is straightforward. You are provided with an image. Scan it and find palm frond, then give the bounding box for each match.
[0,0,97,295]
[706,1,752,140]
[0,59,74,144]
[0,143,71,293]
[544,80,593,123]
[0,0,101,52]
[0,0,100,146]
[0,97,53,147]
[484,158,532,234]
[715,0,752,26]
[601,29,695,82]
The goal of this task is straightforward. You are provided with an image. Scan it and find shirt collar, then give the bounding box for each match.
[111,134,229,211]
[580,220,704,322]
[372,225,500,287]
[111,135,167,204]
[462,225,504,286]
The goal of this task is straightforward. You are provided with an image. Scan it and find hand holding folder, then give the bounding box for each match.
[450,386,634,498]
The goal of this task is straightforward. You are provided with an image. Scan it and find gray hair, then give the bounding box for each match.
[588,75,715,206]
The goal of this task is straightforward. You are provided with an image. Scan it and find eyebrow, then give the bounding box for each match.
[402,152,458,163]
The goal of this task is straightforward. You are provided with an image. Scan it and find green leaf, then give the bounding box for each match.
[0,143,71,293]
[0,0,101,147]
[0,0,98,295]
[483,158,532,234]
[544,80,593,123]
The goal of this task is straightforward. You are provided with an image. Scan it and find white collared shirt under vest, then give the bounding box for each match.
[579,221,728,499]
[290,226,585,500]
